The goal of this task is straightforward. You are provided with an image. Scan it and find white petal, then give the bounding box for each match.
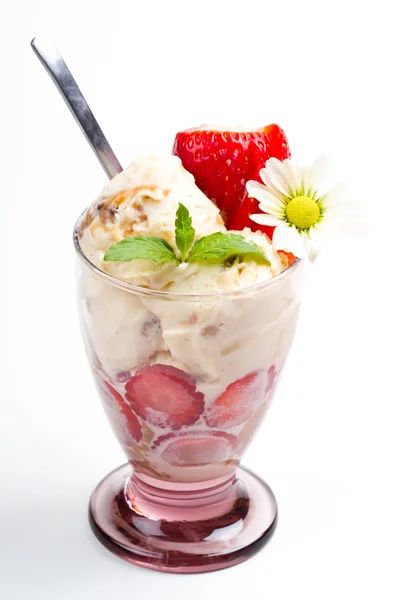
[250,213,282,226]
[260,158,291,197]
[320,182,347,208]
[246,181,283,208]
[304,229,323,261]
[323,199,368,237]
[246,180,267,196]
[304,238,320,262]
[298,155,329,197]
[337,210,368,236]
[311,217,338,243]
[333,199,364,216]
[309,154,330,189]
[299,166,313,195]
[272,224,308,258]
[258,202,283,217]
[282,158,302,194]
[264,158,291,191]
[259,171,288,201]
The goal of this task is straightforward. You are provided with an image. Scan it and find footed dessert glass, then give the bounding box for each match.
[74,219,304,573]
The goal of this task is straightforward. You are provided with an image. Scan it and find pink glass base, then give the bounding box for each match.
[89,463,278,573]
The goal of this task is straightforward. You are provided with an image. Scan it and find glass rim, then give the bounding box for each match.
[73,210,302,301]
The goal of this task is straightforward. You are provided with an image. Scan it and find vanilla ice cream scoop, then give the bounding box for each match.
[79,155,226,285]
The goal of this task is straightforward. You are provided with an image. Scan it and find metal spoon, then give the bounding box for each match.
[31,35,122,180]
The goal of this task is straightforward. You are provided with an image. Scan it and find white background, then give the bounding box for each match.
[1,1,400,598]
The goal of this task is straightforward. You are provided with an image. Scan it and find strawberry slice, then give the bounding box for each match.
[125,364,205,430]
[101,380,143,443]
[173,124,290,237]
[205,369,269,429]
[153,431,237,466]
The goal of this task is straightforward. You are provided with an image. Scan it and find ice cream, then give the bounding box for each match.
[79,155,225,284]
[75,153,304,482]
[79,155,284,289]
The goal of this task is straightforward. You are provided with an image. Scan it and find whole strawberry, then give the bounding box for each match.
[173,124,290,239]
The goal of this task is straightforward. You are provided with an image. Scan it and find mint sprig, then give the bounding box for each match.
[187,232,268,264]
[103,204,270,267]
[104,236,178,264]
[175,203,195,261]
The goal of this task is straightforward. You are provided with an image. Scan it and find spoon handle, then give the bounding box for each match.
[31,36,122,180]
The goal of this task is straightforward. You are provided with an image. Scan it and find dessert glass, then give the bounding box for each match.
[74,215,305,573]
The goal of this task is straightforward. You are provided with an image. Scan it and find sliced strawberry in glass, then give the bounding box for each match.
[102,380,143,443]
[125,364,205,430]
[153,431,237,467]
[205,370,269,429]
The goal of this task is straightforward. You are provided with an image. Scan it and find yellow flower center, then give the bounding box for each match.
[285,196,320,230]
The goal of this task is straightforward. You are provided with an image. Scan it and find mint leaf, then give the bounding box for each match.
[175,203,195,261]
[187,233,270,265]
[104,236,179,264]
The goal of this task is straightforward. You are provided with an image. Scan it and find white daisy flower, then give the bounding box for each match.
[247,156,364,261]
